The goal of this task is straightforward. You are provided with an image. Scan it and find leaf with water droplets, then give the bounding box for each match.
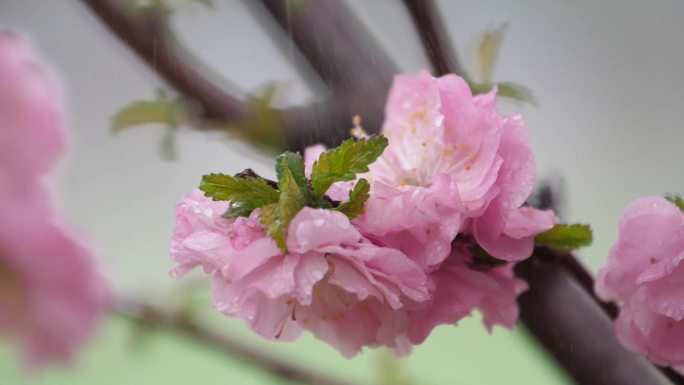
[260,158,308,252]
[200,173,279,218]
[335,179,370,219]
[310,135,388,197]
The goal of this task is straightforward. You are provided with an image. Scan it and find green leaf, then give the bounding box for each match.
[111,92,182,133]
[469,81,536,106]
[260,161,308,252]
[200,174,279,218]
[311,135,388,197]
[221,201,255,218]
[335,179,370,219]
[275,152,307,191]
[472,24,507,84]
[258,204,282,248]
[535,224,593,251]
[224,84,287,154]
[666,195,684,212]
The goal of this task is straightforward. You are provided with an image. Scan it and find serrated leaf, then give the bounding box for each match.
[535,224,593,251]
[311,135,388,197]
[275,152,307,190]
[112,96,181,134]
[199,174,279,218]
[260,161,308,252]
[335,179,370,219]
[221,201,254,218]
[259,204,282,249]
[666,195,684,212]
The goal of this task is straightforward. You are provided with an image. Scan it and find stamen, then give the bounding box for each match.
[350,115,369,138]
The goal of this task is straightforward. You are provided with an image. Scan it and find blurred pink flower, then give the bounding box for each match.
[0,31,65,182]
[0,30,107,369]
[596,196,684,372]
[0,189,107,369]
[171,191,430,357]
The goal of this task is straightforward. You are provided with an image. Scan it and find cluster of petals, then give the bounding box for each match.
[171,71,556,356]
[596,196,684,373]
[358,70,556,267]
[172,190,430,357]
[0,30,107,369]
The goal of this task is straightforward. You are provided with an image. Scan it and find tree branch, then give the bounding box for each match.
[402,0,464,76]
[257,0,396,94]
[524,185,684,385]
[515,250,670,385]
[112,297,357,385]
[80,0,385,152]
[81,0,250,122]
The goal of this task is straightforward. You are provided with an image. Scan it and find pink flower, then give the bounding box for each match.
[468,102,556,261]
[596,196,684,372]
[0,31,65,182]
[0,189,107,369]
[405,245,527,344]
[171,191,430,357]
[357,70,553,266]
[174,70,554,356]
[0,30,107,369]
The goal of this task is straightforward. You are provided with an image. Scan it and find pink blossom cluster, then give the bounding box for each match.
[171,71,555,356]
[0,31,107,368]
[597,196,684,373]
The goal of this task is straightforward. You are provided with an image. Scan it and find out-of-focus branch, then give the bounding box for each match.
[402,0,463,76]
[523,184,683,385]
[255,0,396,150]
[516,250,670,385]
[521,248,684,385]
[81,0,250,122]
[257,0,396,94]
[112,298,357,385]
[80,0,386,152]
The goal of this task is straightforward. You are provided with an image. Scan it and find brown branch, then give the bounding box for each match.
[80,0,385,152]
[402,0,464,76]
[254,0,396,151]
[515,252,670,385]
[112,297,357,385]
[521,248,684,385]
[81,0,250,122]
[524,185,684,384]
[257,0,396,94]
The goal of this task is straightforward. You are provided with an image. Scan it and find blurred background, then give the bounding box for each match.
[1,0,683,384]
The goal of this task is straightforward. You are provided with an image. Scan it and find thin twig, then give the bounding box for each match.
[402,0,464,76]
[81,0,249,122]
[112,298,356,385]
